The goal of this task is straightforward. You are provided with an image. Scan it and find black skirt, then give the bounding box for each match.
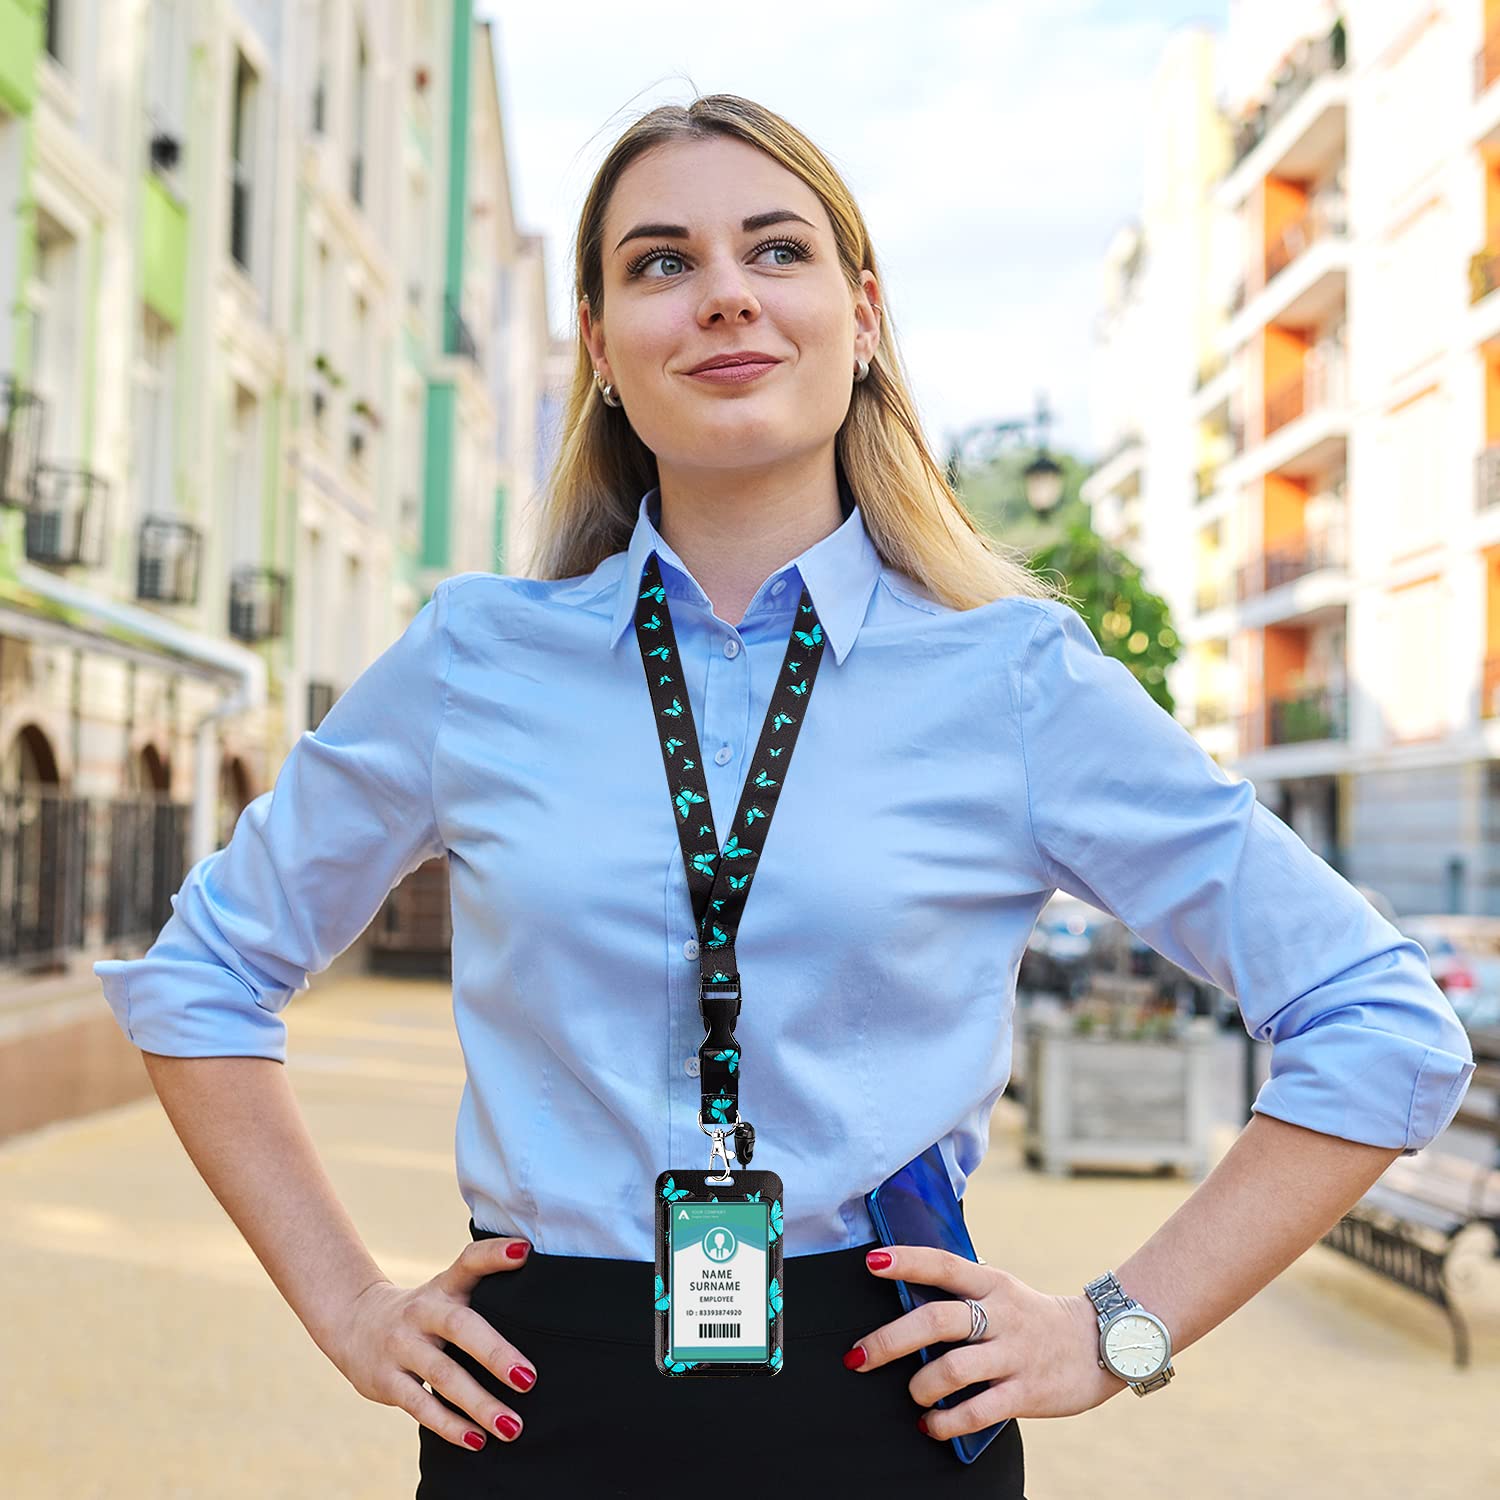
[416,1219,1027,1497]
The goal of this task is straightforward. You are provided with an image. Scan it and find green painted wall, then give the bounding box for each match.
[142,174,188,327]
[0,0,41,118]
[421,1,473,573]
[443,0,472,351]
[423,382,454,567]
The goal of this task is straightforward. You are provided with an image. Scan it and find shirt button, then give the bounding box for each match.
[723,638,740,658]
[684,1056,700,1077]
[714,745,732,765]
[683,939,700,959]
[771,579,786,596]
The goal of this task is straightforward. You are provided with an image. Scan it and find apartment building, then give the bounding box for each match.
[0,0,550,1001]
[1086,2,1500,915]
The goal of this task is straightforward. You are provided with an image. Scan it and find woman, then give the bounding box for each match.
[96,94,1475,1496]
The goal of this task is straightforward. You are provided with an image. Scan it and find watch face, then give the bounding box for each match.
[1103,1311,1169,1380]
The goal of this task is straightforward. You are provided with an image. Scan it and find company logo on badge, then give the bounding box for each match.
[702,1225,738,1262]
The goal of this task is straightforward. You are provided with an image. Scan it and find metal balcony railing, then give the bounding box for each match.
[26,465,109,567]
[1229,20,1346,171]
[1476,23,1500,98]
[228,566,288,643]
[0,376,44,508]
[1483,655,1500,719]
[1235,524,1346,600]
[1264,357,1346,438]
[1264,192,1347,284]
[136,514,202,605]
[1268,686,1347,746]
[1477,446,1500,511]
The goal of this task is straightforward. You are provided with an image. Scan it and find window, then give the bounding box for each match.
[351,25,368,207]
[133,309,176,521]
[229,51,256,272]
[44,1,63,64]
[311,0,331,134]
[229,385,261,567]
[145,0,187,166]
[28,211,81,462]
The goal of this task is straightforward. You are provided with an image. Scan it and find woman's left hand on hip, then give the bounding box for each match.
[847,1245,1125,1438]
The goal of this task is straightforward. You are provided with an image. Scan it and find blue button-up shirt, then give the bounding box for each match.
[95,485,1477,1259]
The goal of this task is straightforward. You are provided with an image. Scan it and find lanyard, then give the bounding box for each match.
[632,548,828,1177]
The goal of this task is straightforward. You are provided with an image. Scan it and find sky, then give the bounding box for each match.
[477,0,1229,463]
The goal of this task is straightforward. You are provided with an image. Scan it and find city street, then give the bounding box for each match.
[2,971,1496,1498]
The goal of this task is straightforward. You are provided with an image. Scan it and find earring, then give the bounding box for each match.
[853,356,870,383]
[593,367,622,408]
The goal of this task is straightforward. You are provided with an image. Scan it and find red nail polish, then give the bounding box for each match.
[842,1344,867,1369]
[463,1431,486,1449]
[866,1249,892,1269]
[509,1363,536,1390]
[495,1413,522,1439]
[917,1415,930,1435]
[506,1240,531,1259]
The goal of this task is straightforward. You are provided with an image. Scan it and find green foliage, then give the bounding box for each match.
[956,449,1181,715]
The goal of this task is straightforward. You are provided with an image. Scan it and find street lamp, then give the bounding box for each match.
[944,390,1065,514]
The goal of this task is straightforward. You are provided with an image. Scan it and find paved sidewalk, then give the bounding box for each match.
[3,972,1497,1498]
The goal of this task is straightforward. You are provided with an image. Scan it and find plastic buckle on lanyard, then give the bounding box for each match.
[698,966,742,1029]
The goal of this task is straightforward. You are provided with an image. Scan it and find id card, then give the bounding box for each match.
[653,1167,784,1378]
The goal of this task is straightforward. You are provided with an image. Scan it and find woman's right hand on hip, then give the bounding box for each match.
[331,1236,536,1451]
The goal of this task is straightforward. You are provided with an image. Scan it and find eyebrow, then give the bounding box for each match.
[612,209,818,256]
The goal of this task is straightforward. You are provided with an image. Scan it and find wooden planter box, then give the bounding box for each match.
[1022,1009,1218,1177]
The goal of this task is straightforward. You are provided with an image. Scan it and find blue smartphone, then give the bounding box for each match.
[864,1143,1011,1465]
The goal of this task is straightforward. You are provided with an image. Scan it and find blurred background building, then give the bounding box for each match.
[1085,0,1500,917]
[0,0,560,1136]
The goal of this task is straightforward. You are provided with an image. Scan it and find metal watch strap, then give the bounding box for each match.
[1085,1270,1174,1395]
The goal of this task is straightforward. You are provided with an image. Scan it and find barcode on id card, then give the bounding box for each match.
[699,1322,741,1339]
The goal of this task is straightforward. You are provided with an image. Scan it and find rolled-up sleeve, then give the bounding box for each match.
[1017,598,1475,1156]
[93,580,453,1062]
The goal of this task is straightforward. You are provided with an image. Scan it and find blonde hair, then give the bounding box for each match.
[521,92,1066,613]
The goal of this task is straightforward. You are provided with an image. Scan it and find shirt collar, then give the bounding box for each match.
[607,474,883,666]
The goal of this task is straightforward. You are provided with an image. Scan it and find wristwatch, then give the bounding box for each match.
[1083,1270,1175,1396]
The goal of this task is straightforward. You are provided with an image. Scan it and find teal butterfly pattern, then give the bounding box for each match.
[660,1176,690,1203]
[713,1046,739,1074]
[654,1274,671,1313]
[768,1276,783,1316]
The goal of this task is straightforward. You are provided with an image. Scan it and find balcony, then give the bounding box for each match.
[1265,355,1346,440]
[1477,24,1500,99]
[1,376,44,508]
[1195,576,1231,614]
[307,680,338,731]
[1221,21,1347,203]
[1270,685,1347,745]
[1484,654,1500,718]
[25,465,108,568]
[1238,684,1348,753]
[1264,191,1346,285]
[1477,445,1500,511]
[1236,524,1346,602]
[136,514,203,605]
[228,566,288,644]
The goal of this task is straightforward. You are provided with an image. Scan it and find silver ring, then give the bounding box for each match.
[960,1296,989,1343]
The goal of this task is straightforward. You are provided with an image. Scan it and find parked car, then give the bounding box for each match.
[1019,892,1111,1001]
[1395,914,1500,1030]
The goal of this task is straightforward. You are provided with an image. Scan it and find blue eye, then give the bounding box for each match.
[624,235,814,280]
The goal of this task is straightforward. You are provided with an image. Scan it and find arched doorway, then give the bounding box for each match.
[0,723,75,970]
[217,754,253,848]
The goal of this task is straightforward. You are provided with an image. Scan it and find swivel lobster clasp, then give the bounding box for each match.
[705,1126,735,1184]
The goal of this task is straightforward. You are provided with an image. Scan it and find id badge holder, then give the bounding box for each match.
[654,1163,784,1378]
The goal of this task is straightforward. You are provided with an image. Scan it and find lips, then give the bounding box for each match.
[686,353,781,373]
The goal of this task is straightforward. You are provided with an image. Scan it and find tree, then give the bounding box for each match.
[955,449,1182,715]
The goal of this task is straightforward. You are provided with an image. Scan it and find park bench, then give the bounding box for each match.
[1318,1036,1500,1368]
